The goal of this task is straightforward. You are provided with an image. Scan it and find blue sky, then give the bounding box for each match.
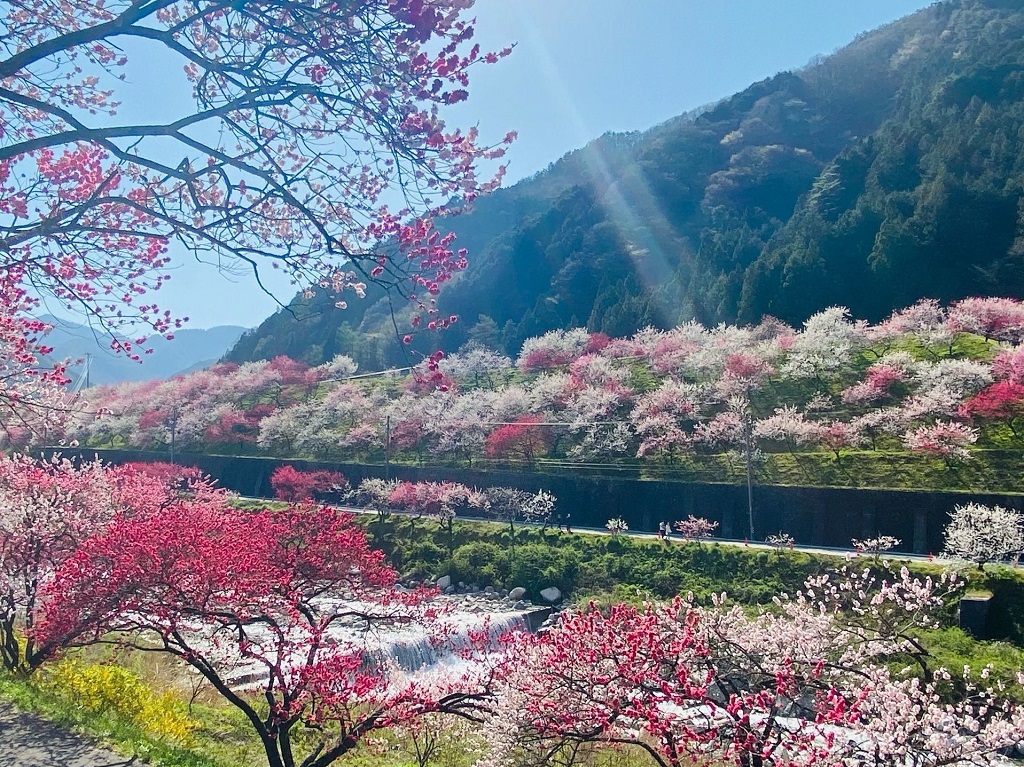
[152,0,932,330]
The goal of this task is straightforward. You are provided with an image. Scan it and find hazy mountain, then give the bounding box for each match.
[228,0,1024,370]
[41,320,248,387]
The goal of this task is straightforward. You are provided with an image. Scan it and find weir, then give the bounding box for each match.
[219,604,549,691]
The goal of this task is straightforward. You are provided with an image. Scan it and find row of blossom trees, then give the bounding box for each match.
[65,298,1024,478]
[0,0,520,453]
[0,455,1022,767]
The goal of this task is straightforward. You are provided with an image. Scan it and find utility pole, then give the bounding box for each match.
[744,412,755,541]
[167,410,178,465]
[384,415,391,480]
[84,353,91,389]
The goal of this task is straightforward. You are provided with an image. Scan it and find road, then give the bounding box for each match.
[0,704,133,767]
[323,501,966,565]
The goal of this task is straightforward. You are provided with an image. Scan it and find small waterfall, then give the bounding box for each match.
[218,606,535,690]
[365,611,528,674]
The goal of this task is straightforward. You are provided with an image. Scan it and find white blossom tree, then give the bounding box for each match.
[943,502,1024,570]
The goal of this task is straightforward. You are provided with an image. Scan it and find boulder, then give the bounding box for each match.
[508,587,527,600]
[436,575,451,589]
[539,586,561,603]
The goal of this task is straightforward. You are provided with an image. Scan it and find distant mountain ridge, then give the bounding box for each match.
[41,320,247,387]
[227,0,1024,371]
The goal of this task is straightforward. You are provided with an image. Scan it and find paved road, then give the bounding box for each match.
[0,704,134,767]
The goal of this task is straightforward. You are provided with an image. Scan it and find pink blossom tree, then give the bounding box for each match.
[754,405,822,453]
[871,298,957,353]
[516,329,591,373]
[0,279,78,446]
[673,515,719,544]
[817,420,865,460]
[903,421,978,463]
[631,381,704,459]
[0,457,218,671]
[0,455,123,671]
[991,345,1024,384]
[948,297,1024,343]
[0,0,514,366]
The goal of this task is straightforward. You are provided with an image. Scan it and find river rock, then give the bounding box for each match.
[436,575,451,589]
[539,586,561,603]
[508,587,527,600]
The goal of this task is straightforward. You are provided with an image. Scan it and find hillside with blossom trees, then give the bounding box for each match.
[66,297,1024,493]
[228,0,1024,370]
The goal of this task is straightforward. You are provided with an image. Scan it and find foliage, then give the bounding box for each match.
[362,515,1024,645]
[227,1,1024,368]
[449,543,510,588]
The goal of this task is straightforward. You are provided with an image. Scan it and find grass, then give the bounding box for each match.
[0,646,455,767]
[0,668,229,767]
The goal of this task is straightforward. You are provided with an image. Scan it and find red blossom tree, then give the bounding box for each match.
[270,464,348,502]
[35,501,490,767]
[484,415,552,463]
[959,381,1024,438]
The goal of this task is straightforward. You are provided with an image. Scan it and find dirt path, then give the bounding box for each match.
[0,703,134,767]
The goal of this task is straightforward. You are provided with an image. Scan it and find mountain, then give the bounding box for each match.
[227,0,1024,370]
[41,320,248,387]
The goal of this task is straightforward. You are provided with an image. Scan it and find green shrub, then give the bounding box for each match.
[507,544,580,598]
[450,542,510,587]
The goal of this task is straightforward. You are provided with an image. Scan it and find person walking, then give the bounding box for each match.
[663,521,672,542]
[657,521,666,540]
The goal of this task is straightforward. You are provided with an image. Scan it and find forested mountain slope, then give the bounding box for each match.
[228,0,1024,371]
